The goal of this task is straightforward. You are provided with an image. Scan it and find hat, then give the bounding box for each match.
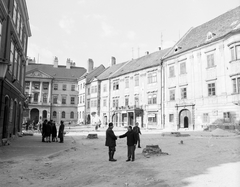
[109,122,113,127]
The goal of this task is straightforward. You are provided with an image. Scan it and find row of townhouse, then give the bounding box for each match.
[78,6,240,130]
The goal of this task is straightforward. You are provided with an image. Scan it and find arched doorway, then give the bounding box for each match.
[12,100,18,135]
[103,115,107,126]
[179,109,191,129]
[42,110,47,121]
[2,96,9,139]
[87,114,91,124]
[18,103,22,132]
[30,108,39,124]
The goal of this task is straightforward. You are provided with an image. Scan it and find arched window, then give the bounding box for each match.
[62,111,65,118]
[53,111,57,118]
[70,111,74,119]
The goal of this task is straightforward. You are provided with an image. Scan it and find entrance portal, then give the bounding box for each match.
[179,109,191,129]
[30,108,39,124]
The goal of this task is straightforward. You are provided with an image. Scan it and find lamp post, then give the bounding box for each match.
[0,60,9,117]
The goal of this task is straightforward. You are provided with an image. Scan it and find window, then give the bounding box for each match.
[135,75,139,86]
[169,66,175,77]
[61,111,65,118]
[54,84,58,90]
[113,99,119,107]
[62,96,66,104]
[10,42,14,70]
[25,82,30,89]
[70,111,74,119]
[91,86,97,93]
[103,84,107,92]
[207,53,215,68]
[113,81,119,90]
[134,96,139,106]
[71,97,75,104]
[43,82,49,90]
[232,77,240,93]
[230,45,240,61]
[87,100,90,109]
[33,82,40,90]
[13,50,18,77]
[53,96,58,104]
[62,84,67,91]
[83,95,85,103]
[88,88,90,95]
[12,0,17,24]
[33,93,39,102]
[125,78,129,88]
[53,111,57,118]
[208,83,216,96]
[0,21,2,53]
[148,114,157,123]
[148,94,157,104]
[170,89,175,101]
[169,114,174,122]
[80,95,82,104]
[180,62,186,74]
[125,98,129,106]
[181,88,187,99]
[43,93,47,103]
[71,85,75,91]
[203,113,209,123]
[223,112,230,123]
[103,99,107,107]
[148,72,157,84]
[17,57,21,81]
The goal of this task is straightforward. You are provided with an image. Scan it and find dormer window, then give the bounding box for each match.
[174,46,182,52]
[206,32,216,41]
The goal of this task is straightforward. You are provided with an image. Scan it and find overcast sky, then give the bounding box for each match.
[26,0,239,69]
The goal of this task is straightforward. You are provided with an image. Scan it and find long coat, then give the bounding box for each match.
[105,128,117,147]
[133,126,141,139]
[119,130,137,146]
[58,123,65,139]
[51,124,57,138]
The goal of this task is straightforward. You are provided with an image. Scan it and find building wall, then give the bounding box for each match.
[164,33,240,131]
[77,78,86,124]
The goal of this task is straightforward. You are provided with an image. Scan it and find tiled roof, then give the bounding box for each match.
[111,48,170,78]
[26,63,87,79]
[85,65,106,84]
[166,6,240,57]
[97,62,127,81]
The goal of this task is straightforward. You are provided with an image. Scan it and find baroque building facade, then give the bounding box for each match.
[25,57,86,125]
[0,0,31,145]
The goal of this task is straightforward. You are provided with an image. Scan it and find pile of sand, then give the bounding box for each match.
[210,128,237,137]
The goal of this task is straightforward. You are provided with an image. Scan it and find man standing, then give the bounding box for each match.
[58,121,65,143]
[105,122,117,162]
[133,122,142,148]
[119,126,137,162]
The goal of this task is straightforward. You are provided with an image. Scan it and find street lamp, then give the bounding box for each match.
[0,60,9,117]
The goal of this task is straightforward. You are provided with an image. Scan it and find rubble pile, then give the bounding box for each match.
[87,134,98,139]
[142,145,168,157]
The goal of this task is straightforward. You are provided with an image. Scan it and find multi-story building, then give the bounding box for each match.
[163,6,240,131]
[97,57,127,126]
[105,49,169,128]
[77,59,105,125]
[0,0,31,145]
[25,57,86,125]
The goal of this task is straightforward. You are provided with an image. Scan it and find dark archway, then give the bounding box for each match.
[179,109,191,129]
[18,103,22,132]
[30,108,39,124]
[13,100,18,135]
[2,96,9,139]
[42,110,47,121]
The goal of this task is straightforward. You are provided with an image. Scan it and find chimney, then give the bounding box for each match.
[158,47,161,51]
[111,56,116,66]
[145,51,149,55]
[88,59,94,72]
[66,58,71,69]
[53,56,58,68]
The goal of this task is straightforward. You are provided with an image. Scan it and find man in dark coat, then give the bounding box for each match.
[119,126,138,162]
[58,121,65,143]
[105,122,117,162]
[41,119,48,142]
[133,122,142,148]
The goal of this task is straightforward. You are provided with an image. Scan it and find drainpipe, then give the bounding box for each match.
[160,58,165,129]
[108,78,111,124]
[49,79,53,120]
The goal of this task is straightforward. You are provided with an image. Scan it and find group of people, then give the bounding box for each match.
[40,120,65,143]
[105,122,141,162]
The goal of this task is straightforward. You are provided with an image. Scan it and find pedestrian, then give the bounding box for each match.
[51,121,58,142]
[41,119,47,142]
[45,121,52,143]
[119,126,138,162]
[133,122,142,148]
[58,120,65,143]
[105,122,117,162]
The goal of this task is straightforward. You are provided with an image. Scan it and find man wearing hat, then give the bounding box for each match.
[105,122,118,162]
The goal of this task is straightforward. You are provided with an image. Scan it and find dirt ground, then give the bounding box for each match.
[0,129,240,187]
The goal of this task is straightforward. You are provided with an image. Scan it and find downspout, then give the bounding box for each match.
[49,79,53,120]
[108,77,111,123]
[161,58,165,129]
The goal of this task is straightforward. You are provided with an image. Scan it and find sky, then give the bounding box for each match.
[26,0,240,69]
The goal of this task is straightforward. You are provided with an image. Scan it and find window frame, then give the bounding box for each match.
[208,83,216,96]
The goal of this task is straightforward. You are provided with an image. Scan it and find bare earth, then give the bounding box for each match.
[0,129,240,187]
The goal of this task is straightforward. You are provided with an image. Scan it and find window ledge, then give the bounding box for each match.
[229,59,240,63]
[206,65,217,70]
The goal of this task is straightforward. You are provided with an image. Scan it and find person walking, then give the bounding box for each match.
[41,119,47,142]
[58,121,65,143]
[133,122,142,148]
[45,121,52,143]
[119,126,138,162]
[105,122,117,162]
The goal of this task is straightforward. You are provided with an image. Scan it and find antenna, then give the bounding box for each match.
[132,47,134,59]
